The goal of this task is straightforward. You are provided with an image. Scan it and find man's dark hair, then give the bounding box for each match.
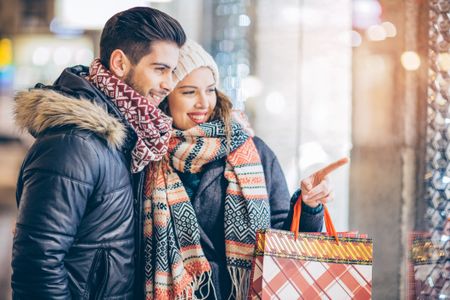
[100,6,186,68]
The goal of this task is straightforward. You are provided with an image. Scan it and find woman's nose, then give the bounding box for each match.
[195,93,209,108]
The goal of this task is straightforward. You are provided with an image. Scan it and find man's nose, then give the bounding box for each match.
[161,73,175,92]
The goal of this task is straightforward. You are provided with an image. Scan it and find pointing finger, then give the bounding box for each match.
[313,157,349,184]
[301,176,314,192]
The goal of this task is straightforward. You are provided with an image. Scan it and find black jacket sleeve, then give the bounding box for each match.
[12,132,99,299]
[253,137,323,232]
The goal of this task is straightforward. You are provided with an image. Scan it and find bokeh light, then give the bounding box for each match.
[401,51,421,71]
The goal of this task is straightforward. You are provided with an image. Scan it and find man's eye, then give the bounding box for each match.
[155,68,165,73]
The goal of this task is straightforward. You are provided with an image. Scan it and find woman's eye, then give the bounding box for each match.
[207,88,216,93]
[182,91,195,95]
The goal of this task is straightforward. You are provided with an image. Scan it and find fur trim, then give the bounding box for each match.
[14,89,126,148]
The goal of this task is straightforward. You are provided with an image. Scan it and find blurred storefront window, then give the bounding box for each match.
[247,0,352,230]
[54,0,152,30]
[13,35,93,89]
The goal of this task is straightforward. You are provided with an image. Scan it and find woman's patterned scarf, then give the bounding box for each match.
[88,58,172,173]
[144,120,271,299]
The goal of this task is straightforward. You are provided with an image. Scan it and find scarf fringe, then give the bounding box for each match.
[227,266,251,300]
[175,271,216,300]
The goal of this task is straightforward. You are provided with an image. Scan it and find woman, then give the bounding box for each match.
[145,40,332,300]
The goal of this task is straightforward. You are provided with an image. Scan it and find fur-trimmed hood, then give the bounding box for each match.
[14,89,127,148]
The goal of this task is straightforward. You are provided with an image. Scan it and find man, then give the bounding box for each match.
[11,7,185,299]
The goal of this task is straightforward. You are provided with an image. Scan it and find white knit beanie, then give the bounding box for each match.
[173,39,220,86]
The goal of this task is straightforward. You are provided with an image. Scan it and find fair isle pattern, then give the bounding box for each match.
[170,120,249,173]
[144,120,270,299]
[224,134,271,269]
[88,59,172,173]
[144,168,204,299]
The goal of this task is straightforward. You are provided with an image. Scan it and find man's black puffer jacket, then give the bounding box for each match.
[11,66,141,299]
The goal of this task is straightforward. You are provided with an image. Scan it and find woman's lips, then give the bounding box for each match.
[187,112,208,124]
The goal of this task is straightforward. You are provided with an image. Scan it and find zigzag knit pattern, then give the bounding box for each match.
[144,120,270,299]
[88,59,172,173]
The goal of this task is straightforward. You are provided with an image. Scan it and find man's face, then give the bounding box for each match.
[124,41,179,104]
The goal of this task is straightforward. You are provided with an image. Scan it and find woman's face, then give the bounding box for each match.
[167,67,217,130]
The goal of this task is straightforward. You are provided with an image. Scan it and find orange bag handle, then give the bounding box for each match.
[290,193,340,243]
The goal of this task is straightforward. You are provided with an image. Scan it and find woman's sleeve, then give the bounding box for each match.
[254,137,323,232]
[285,189,324,232]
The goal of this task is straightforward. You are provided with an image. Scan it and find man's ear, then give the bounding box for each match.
[109,49,131,79]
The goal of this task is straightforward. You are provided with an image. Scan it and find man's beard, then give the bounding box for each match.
[123,68,146,97]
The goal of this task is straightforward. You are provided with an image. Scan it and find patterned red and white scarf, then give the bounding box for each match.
[144,120,271,299]
[88,58,172,173]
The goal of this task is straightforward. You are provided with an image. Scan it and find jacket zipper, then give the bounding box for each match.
[83,248,104,299]
[94,250,109,300]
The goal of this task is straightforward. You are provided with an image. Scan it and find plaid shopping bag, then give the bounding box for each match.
[408,219,449,299]
[248,195,373,300]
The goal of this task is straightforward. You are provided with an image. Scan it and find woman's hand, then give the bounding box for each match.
[300,157,349,208]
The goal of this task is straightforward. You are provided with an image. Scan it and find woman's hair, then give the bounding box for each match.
[159,89,234,149]
[211,89,233,147]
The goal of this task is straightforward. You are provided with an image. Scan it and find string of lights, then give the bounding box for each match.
[421,0,450,297]
[212,0,252,110]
